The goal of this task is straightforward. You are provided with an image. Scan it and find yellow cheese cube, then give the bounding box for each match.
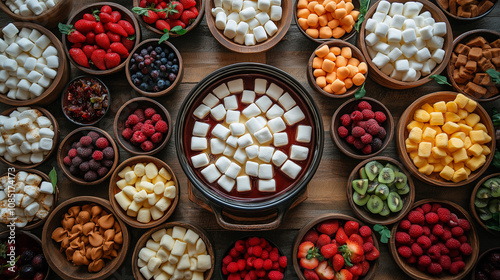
[465,113,480,127]
[429,112,444,126]
[448,138,464,152]
[433,101,447,113]
[407,120,424,131]
[464,167,471,176]
[452,168,468,183]
[457,109,469,119]
[431,126,442,134]
[445,112,461,123]
[422,127,437,141]
[466,154,486,171]
[414,109,431,122]
[451,132,466,141]
[484,133,492,144]
[442,122,460,134]
[446,101,458,113]
[467,144,483,157]
[421,103,434,113]
[418,142,432,158]
[464,99,477,113]
[406,138,418,152]
[454,161,465,170]
[435,133,449,148]
[458,123,472,135]
[409,151,418,159]
[428,156,440,163]
[413,156,428,168]
[442,155,454,166]
[470,130,486,144]
[434,163,444,172]
[432,147,447,158]
[440,165,455,181]
[473,123,487,132]
[454,93,470,108]
[452,148,468,163]
[482,145,491,155]
[464,136,472,149]
[419,164,434,175]
[408,127,423,143]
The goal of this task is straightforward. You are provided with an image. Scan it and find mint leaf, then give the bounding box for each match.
[355,0,371,32]
[49,167,57,192]
[354,83,366,99]
[373,224,391,244]
[159,32,170,44]
[373,224,384,232]
[486,69,500,84]
[430,74,451,86]
[171,25,187,35]
[58,23,74,35]
[127,34,136,40]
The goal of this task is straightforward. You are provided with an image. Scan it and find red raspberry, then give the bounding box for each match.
[429,234,438,243]
[253,258,264,269]
[237,259,246,271]
[222,255,232,265]
[256,269,266,278]
[449,213,459,227]
[441,230,452,241]
[399,220,411,231]
[439,255,452,270]
[407,255,417,264]
[92,150,103,161]
[408,211,425,224]
[144,120,153,126]
[449,261,465,275]
[63,156,72,166]
[263,259,273,270]
[150,113,162,123]
[411,243,423,256]
[357,101,372,110]
[458,235,467,244]
[427,263,443,275]
[361,109,375,120]
[374,111,386,123]
[418,255,432,267]
[415,207,424,214]
[278,256,287,268]
[451,226,464,237]
[253,246,263,257]
[229,248,239,258]
[261,250,269,260]
[227,262,239,273]
[227,273,240,280]
[95,137,109,149]
[141,140,154,152]
[272,262,280,270]
[437,242,450,255]
[235,240,245,252]
[340,114,351,126]
[457,219,470,231]
[338,126,349,138]
[145,107,157,118]
[425,212,439,225]
[417,236,432,249]
[346,135,355,144]
[351,126,365,138]
[122,128,133,140]
[133,109,146,122]
[350,110,363,121]
[133,122,144,132]
[421,203,432,213]
[445,238,460,250]
[449,249,460,258]
[269,250,279,262]
[432,224,444,236]
[360,133,372,144]
[363,242,374,253]
[353,138,365,150]
[366,121,381,136]
[131,131,147,144]
[155,120,168,133]
[148,132,162,144]
[248,237,261,246]
[68,148,77,158]
[422,226,431,236]
[359,226,371,237]
[127,114,140,126]
[141,123,156,137]
[362,145,372,154]
[437,208,451,223]
[268,271,283,280]
[316,234,331,248]
[431,203,442,212]
[397,246,412,258]
[428,245,441,260]
[459,243,472,255]
[79,136,92,146]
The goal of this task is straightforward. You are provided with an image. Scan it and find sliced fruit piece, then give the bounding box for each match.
[397,184,410,195]
[488,199,500,213]
[476,188,492,199]
[393,172,408,189]
[484,177,500,197]
[353,192,370,206]
[378,167,395,184]
[365,161,384,181]
[315,260,334,280]
[379,201,390,216]
[385,162,399,172]
[359,167,368,180]
[387,192,403,212]
[478,208,493,221]
[367,181,378,194]
[474,198,489,208]
[367,195,384,214]
[375,184,389,200]
[352,179,368,195]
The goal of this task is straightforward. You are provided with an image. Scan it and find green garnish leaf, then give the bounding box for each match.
[430,74,451,86]
[132,7,151,16]
[355,0,371,32]
[49,167,57,192]
[373,224,391,244]
[354,83,366,99]
[171,25,187,35]
[127,34,136,41]
[58,23,74,35]
[159,31,170,44]
[486,69,500,84]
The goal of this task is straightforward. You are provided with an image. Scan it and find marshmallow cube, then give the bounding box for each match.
[229,122,245,136]
[365,33,380,47]
[236,21,249,35]
[428,36,444,49]
[258,146,274,162]
[17,79,31,91]
[24,57,36,71]
[226,135,238,148]
[403,2,421,18]
[0,70,8,82]
[232,0,243,11]
[17,67,28,79]
[254,127,273,144]
[402,29,417,43]
[273,132,288,147]
[373,42,390,54]
[215,156,232,173]
[409,61,423,71]
[402,68,417,82]
[34,35,51,49]
[372,53,390,69]
[268,117,286,133]
[258,179,276,192]
[228,79,243,93]
[215,12,227,30]
[365,19,378,33]
[278,92,296,111]
[17,38,34,52]
[0,39,7,53]
[372,12,386,23]
[239,7,256,21]
[270,5,282,21]
[255,96,273,112]
[224,96,238,110]
[395,59,410,71]
[266,83,283,101]
[225,162,241,179]
[233,147,247,164]
[421,59,437,76]
[290,145,309,161]
[258,0,271,11]
[191,153,209,168]
[419,25,433,40]
[381,63,395,75]
[281,160,302,179]
[39,128,54,138]
[202,93,219,108]
[42,67,57,79]
[387,28,402,43]
[2,23,19,38]
[416,48,431,62]
[283,106,305,126]
[212,124,231,140]
[254,78,267,94]
[226,110,240,124]
[248,18,260,31]
[245,144,259,159]
[255,11,270,24]
[374,22,389,37]
[245,161,259,177]
[193,104,211,119]
[224,20,238,39]
[388,47,403,62]
[401,44,418,58]
[376,0,391,14]
[424,17,435,26]
[223,145,235,157]
[211,104,227,121]
[201,164,222,183]
[266,104,284,119]
[237,133,254,148]
[253,26,268,43]
[193,121,210,137]
[241,90,256,104]
[242,103,261,118]
[246,117,265,134]
[36,116,51,128]
[29,45,43,58]
[264,20,278,36]
[433,22,447,37]
[391,14,406,29]
[191,137,208,151]
[236,176,251,192]
[259,163,273,179]
[431,49,445,64]
[6,77,19,88]
[3,59,18,72]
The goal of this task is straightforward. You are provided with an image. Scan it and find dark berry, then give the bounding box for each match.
[168,73,177,82]
[31,254,47,270]
[87,131,100,143]
[167,52,175,60]
[79,162,90,172]
[102,146,115,159]
[20,250,35,264]
[155,46,162,53]
[97,167,109,178]
[84,170,98,182]
[89,159,101,171]
[71,156,82,166]
[20,264,35,278]
[102,159,114,168]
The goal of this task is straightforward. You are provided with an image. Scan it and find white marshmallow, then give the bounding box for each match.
[390,69,404,80]
[210,104,226,121]
[296,125,312,143]
[232,0,243,11]
[365,19,378,33]
[229,122,246,136]
[390,2,404,16]
[273,132,288,147]
[245,161,259,177]
[372,52,390,68]
[258,163,273,179]
[29,45,43,58]
[201,164,221,183]
[17,79,31,91]
[374,22,389,37]
[372,12,386,23]
[36,116,51,128]
[245,117,265,134]
[264,20,278,36]
[0,69,8,82]
[383,15,392,26]
[409,60,423,71]
[247,18,260,31]
[2,23,19,38]
[401,43,418,58]
[381,63,395,75]
[239,7,256,21]
[431,49,445,63]
[191,153,209,168]
[283,106,305,126]
[245,144,259,159]
[388,47,403,62]
[236,176,251,192]
[427,36,444,50]
[193,121,210,137]
[253,26,268,43]
[227,79,244,93]
[266,104,284,119]
[402,68,417,82]
[202,93,219,108]
[6,77,19,88]
[236,21,249,35]
[373,42,390,54]
[226,135,238,147]
[215,12,227,30]
[193,104,211,119]
[395,59,410,71]
[237,133,254,148]
[216,156,232,173]
[226,110,240,124]
[16,89,30,100]
[402,29,417,43]
[258,146,274,162]
[424,17,435,26]
[24,57,36,71]
[419,25,433,40]
[387,28,402,43]
[376,0,391,14]
[42,67,57,79]
[3,58,17,71]
[270,5,282,21]
[254,78,267,94]
[242,103,261,118]
[258,179,275,192]
[224,20,238,39]
[233,147,247,164]
[403,2,421,18]
[266,83,284,100]
[391,14,406,29]
[20,141,31,154]
[191,137,208,151]
[255,96,273,112]
[421,59,437,76]
[234,33,245,44]
[225,162,241,179]
[0,39,8,53]
[224,96,238,111]
[39,181,53,194]
[433,22,446,37]
[241,90,255,104]
[228,12,241,23]
[34,35,50,49]
[38,127,53,138]
[415,47,431,62]
[278,92,296,111]
[212,124,231,140]
[16,67,28,79]
[223,145,235,157]
[281,160,302,179]
[290,145,309,161]
[254,127,273,144]
[256,116,267,127]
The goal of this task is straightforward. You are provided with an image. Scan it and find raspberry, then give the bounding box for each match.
[439,255,452,270]
[425,212,439,225]
[363,242,374,253]
[374,111,386,123]
[151,113,162,123]
[350,110,363,121]
[263,259,273,270]
[145,108,157,118]
[361,109,375,120]
[227,262,239,273]
[441,230,452,241]
[422,226,431,236]
[253,258,264,269]
[459,243,472,255]
[84,170,97,182]
[122,128,133,140]
[229,248,239,258]
[68,148,77,158]
[408,211,425,224]
[133,122,144,133]
[237,259,246,271]
[95,137,109,149]
[360,133,372,144]
[79,136,92,146]
[437,208,451,223]
[359,226,371,237]
[458,235,467,244]
[428,245,441,260]
[102,146,114,159]
[449,249,460,258]
[357,120,368,130]
[338,126,349,138]
[431,203,442,212]
[429,234,438,243]
[437,242,450,255]
[222,255,232,265]
[432,224,444,236]
[445,238,460,250]
[268,271,283,280]
[87,131,100,143]
[63,156,72,166]
[155,120,168,133]
[449,213,459,227]
[449,261,465,275]
[371,137,383,151]
[418,255,432,267]
[269,250,279,262]
[248,237,261,246]
[144,119,153,126]
[353,138,365,150]
[397,246,412,258]
[272,262,280,270]
[340,114,351,126]
[149,132,163,144]
[316,234,331,248]
[457,219,470,231]
[407,255,417,264]
[417,236,432,249]
[357,101,372,110]
[421,203,432,213]
[411,243,423,256]
[127,114,140,126]
[278,256,287,268]
[351,126,365,138]
[366,121,381,136]
[131,131,147,145]
[92,150,103,161]
[253,246,263,257]
[141,123,156,137]
[362,145,372,154]
[399,220,411,231]
[133,109,146,122]
[427,263,443,275]
[451,226,464,237]
[97,166,108,178]
[346,135,355,144]
[141,140,154,152]
[415,207,424,214]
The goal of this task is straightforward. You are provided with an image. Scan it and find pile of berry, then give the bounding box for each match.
[0,233,48,280]
[337,101,388,154]
[129,45,180,93]
[395,202,473,276]
[221,236,287,280]
[297,219,379,280]
[63,131,115,181]
[59,5,136,70]
[122,107,169,152]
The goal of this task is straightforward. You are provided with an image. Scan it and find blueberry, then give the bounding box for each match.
[140,83,148,91]
[133,78,141,86]
[130,58,136,64]
[165,80,171,87]
[157,79,165,88]
[155,60,161,66]
[138,62,145,69]
[147,46,153,52]
[143,75,151,82]
[133,53,139,59]
[155,46,162,53]
[129,64,137,71]
[168,53,175,60]
[136,55,144,62]
[141,67,148,74]
[151,70,159,79]
[136,72,143,79]
[160,58,168,64]
[140,49,148,56]
[168,73,177,82]
[171,64,179,74]
[166,64,172,71]
[160,65,167,72]
[172,58,178,64]
[131,74,137,80]
[167,61,173,66]
[160,52,166,58]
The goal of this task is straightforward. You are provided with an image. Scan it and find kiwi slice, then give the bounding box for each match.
[352,179,368,195]
[365,161,384,181]
[397,184,410,195]
[375,184,390,200]
[385,163,400,172]
[489,199,500,213]
[476,188,492,199]
[394,172,408,189]
[475,198,489,208]
[353,192,370,206]
[359,167,368,180]
[478,208,493,221]
[367,181,379,194]
[388,192,403,212]
[367,195,384,214]
[378,167,395,184]
[484,178,500,197]
[379,202,391,216]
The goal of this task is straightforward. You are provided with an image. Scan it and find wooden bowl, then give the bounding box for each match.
[347,156,415,225]
[57,127,119,186]
[0,230,51,279]
[0,22,69,106]
[0,0,73,28]
[41,196,129,280]
[205,0,293,53]
[390,199,480,280]
[0,107,59,169]
[0,169,59,230]
[131,221,214,280]
[472,246,500,280]
[113,97,172,155]
[125,39,183,97]
[331,97,394,159]
[470,172,500,235]
[396,91,495,187]
[61,76,111,126]
[308,40,367,98]
[358,0,453,89]
[62,2,141,75]
[293,213,379,280]
[132,0,205,38]
[447,29,500,102]
[294,0,359,43]
[436,0,498,21]
[108,155,179,229]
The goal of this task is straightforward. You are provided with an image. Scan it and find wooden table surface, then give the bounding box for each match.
[1,0,500,279]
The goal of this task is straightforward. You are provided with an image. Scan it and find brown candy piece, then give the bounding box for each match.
[113,221,121,233]
[88,259,105,273]
[76,211,91,224]
[61,217,75,230]
[114,231,123,245]
[82,222,96,236]
[82,204,92,213]
[89,232,104,247]
[72,250,88,266]
[91,205,102,217]
[65,247,75,261]
[104,229,115,242]
[90,246,104,261]
[98,214,115,230]
[51,227,67,242]
[71,224,83,234]
[68,206,81,217]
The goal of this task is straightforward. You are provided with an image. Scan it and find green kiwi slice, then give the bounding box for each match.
[353,192,370,206]
[375,184,390,200]
[488,199,500,213]
[378,167,395,184]
[367,195,384,214]
[397,184,410,195]
[385,163,400,172]
[475,198,489,208]
[484,178,500,197]
[394,172,408,189]
[359,167,368,180]
[365,161,384,181]
[476,188,492,199]
[388,192,403,212]
[352,179,368,195]
[367,181,379,194]
[478,208,493,221]
[379,201,391,216]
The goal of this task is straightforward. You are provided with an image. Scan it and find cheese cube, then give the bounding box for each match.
[429,112,444,126]
[452,148,468,163]
[465,113,480,127]
[422,127,436,141]
[418,142,432,157]
[435,133,448,148]
[419,164,434,175]
[442,122,460,134]
[452,168,468,183]
[448,138,464,152]
[464,99,477,113]
[467,144,483,157]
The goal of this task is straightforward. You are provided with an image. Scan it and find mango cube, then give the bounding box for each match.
[432,147,447,158]
[429,112,444,126]
[464,99,477,113]
[448,138,464,152]
[464,136,472,149]
[409,151,418,159]
[419,164,434,175]
[451,132,466,141]
[454,93,470,108]
[413,156,428,168]
[466,155,486,171]
[470,130,486,144]
[435,133,449,148]
[439,165,455,181]
[407,120,424,131]
[418,142,432,158]
[452,168,468,183]
[442,122,460,134]
[446,101,458,113]
[484,133,492,144]
[408,127,423,143]
[405,138,418,152]
[467,144,483,157]
[445,112,460,123]
[442,155,454,166]
[482,145,491,155]
[431,126,442,134]
[457,109,469,119]
[452,148,468,163]
[458,123,472,134]
[422,127,437,141]
[428,156,440,164]
[414,109,431,122]
[421,103,434,113]
[465,113,480,127]
[433,163,444,172]
[473,123,487,132]
[433,101,446,113]
[464,167,472,176]
[454,161,465,170]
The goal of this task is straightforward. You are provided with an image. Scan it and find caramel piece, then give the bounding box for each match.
[114,231,123,244]
[455,43,471,55]
[65,247,75,261]
[88,259,105,273]
[458,6,472,17]
[483,49,492,60]
[90,247,104,261]
[67,231,80,241]
[113,221,121,233]
[486,86,499,97]
[457,0,474,5]
[72,250,88,266]
[60,237,70,250]
[459,66,474,79]
[492,56,500,68]
[89,232,104,247]
[465,82,487,96]
[82,204,92,213]
[91,205,102,217]
[454,69,468,84]
[468,47,483,61]
[76,211,91,224]
[465,61,477,72]
[69,237,81,249]
[451,53,458,65]
[490,48,500,57]
[68,206,80,217]
[491,39,500,48]
[103,241,114,252]
[82,222,95,236]
[467,36,488,47]
[61,217,75,231]
[104,229,115,242]
[478,57,495,71]
[470,5,479,17]
[456,54,468,67]
[438,0,449,9]
[110,249,118,258]
[474,73,494,86]
[71,224,83,234]
[478,0,494,14]
[52,227,68,242]
[98,214,114,229]
[449,0,458,14]
[81,235,89,245]
[85,247,92,260]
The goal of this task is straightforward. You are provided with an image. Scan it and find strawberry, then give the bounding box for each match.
[188,6,199,17]
[348,234,363,246]
[344,221,359,237]
[302,229,319,244]
[69,48,89,67]
[168,1,184,20]
[85,31,95,44]
[110,42,129,58]
[121,37,135,51]
[180,10,197,26]
[106,31,121,42]
[167,18,186,29]
[105,22,128,37]
[360,261,370,276]
[75,19,97,33]
[104,52,121,69]
[118,20,135,35]
[99,12,114,24]
[301,257,319,270]
[332,254,344,272]
[317,220,339,235]
[335,269,353,280]
[111,10,121,23]
[143,10,159,24]
[338,240,364,266]
[91,49,106,70]
[95,33,110,50]
[315,261,334,280]
[71,43,82,49]
[82,45,95,58]
[364,247,379,261]
[348,264,363,277]
[335,228,348,245]
[156,20,171,32]
[180,0,196,9]
[101,5,112,14]
[320,244,337,259]
[345,240,364,257]
[304,270,320,280]
[298,242,315,259]
[139,0,148,7]
[94,22,105,34]
[83,13,96,21]
[59,23,86,43]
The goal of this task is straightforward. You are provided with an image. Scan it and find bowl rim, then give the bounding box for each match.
[175,62,324,211]
[436,0,498,21]
[389,199,480,280]
[396,91,496,187]
[446,29,500,102]
[41,196,129,280]
[292,213,380,280]
[469,172,500,235]
[61,75,111,126]
[0,0,68,20]
[56,126,119,185]
[358,0,453,89]
[346,156,416,225]
[0,22,67,106]
[61,2,141,75]
[204,0,293,53]
[307,39,368,99]
[330,96,394,159]
[131,221,215,280]
[124,39,184,97]
[113,97,172,155]
[107,155,180,229]
[0,106,59,169]
[471,246,500,280]
[293,0,359,43]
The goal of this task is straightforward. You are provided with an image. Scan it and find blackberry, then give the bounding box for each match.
[84,170,98,182]
[69,165,79,175]
[79,162,90,172]
[371,138,383,152]
[77,147,92,159]
[102,159,114,168]
[87,131,100,143]
[97,167,109,178]
[89,159,101,171]
[71,156,82,166]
